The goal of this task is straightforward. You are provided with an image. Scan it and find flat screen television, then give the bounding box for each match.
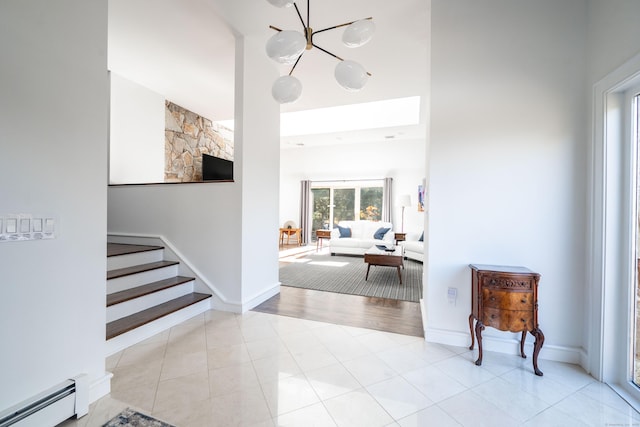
[202,154,233,181]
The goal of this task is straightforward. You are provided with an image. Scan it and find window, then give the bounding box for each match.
[310,181,384,240]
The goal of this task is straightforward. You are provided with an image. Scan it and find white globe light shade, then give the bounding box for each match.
[265,30,306,64]
[266,0,294,7]
[342,19,375,48]
[272,75,302,104]
[334,60,369,91]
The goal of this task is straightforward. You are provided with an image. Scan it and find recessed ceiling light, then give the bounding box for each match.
[385,135,395,139]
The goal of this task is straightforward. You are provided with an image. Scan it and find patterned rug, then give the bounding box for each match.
[103,408,175,427]
[279,252,423,302]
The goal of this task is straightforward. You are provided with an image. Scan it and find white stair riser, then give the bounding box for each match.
[106,298,212,356]
[107,249,164,271]
[107,265,179,294]
[106,281,195,322]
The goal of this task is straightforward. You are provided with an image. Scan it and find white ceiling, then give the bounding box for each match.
[108,0,429,147]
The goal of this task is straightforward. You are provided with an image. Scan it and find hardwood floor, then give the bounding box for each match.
[255,241,424,337]
[253,286,424,337]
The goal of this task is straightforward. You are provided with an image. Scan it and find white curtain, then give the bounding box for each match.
[383,177,393,223]
[299,180,311,245]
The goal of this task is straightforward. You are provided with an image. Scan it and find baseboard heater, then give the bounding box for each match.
[0,375,88,427]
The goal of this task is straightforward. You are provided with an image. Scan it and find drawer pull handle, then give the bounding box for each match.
[521,319,526,323]
[521,299,527,303]
[490,297,496,301]
[491,314,496,319]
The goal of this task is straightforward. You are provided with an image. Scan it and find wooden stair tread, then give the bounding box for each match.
[107,243,164,257]
[107,260,179,280]
[107,276,195,307]
[106,292,211,340]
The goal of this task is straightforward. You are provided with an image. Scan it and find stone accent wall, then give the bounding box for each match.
[164,101,234,182]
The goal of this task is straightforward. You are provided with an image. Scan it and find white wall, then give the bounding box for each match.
[0,0,109,410]
[108,35,281,312]
[280,139,426,236]
[587,0,640,85]
[237,36,281,306]
[428,0,588,363]
[109,73,165,184]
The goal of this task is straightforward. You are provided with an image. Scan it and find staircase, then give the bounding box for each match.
[106,243,212,355]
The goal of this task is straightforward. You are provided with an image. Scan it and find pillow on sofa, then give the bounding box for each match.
[419,231,424,242]
[337,225,352,238]
[373,227,390,240]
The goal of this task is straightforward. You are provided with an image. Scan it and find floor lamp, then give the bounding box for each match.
[399,194,412,233]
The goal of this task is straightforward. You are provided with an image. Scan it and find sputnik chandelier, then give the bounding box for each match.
[265,0,375,104]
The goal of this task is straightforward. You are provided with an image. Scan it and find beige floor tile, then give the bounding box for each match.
[290,345,339,372]
[366,376,433,420]
[111,357,163,392]
[261,374,321,416]
[324,389,394,427]
[209,361,261,397]
[520,406,590,427]
[401,365,466,403]
[305,363,362,400]
[272,402,338,426]
[159,350,208,381]
[209,386,273,427]
[154,371,210,414]
[153,398,214,427]
[165,328,207,356]
[246,337,289,361]
[206,327,245,349]
[252,352,302,385]
[80,396,131,427]
[116,340,167,368]
[342,354,398,387]
[396,405,460,427]
[438,390,520,427]
[553,392,640,426]
[207,342,251,369]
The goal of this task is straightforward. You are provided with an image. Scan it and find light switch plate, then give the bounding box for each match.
[6,218,17,234]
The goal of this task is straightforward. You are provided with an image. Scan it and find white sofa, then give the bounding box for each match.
[329,220,395,256]
[401,231,424,262]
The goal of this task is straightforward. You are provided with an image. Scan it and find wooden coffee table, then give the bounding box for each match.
[364,245,405,284]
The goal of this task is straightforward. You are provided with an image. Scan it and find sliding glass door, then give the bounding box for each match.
[309,181,384,240]
[632,92,640,393]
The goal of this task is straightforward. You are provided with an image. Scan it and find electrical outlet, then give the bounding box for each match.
[447,287,457,304]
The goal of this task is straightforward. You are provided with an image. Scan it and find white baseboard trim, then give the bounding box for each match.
[105,297,211,356]
[241,283,281,313]
[88,372,113,405]
[424,326,584,364]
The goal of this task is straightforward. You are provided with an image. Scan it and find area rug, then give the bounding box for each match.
[103,408,175,427]
[279,252,423,302]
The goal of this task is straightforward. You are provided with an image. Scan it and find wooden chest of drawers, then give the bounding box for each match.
[468,264,544,376]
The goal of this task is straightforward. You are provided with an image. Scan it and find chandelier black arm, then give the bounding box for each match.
[288,52,304,76]
[311,43,343,61]
[293,2,306,32]
[312,17,373,36]
[312,43,372,76]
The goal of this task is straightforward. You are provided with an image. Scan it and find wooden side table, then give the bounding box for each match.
[468,264,544,376]
[394,232,406,245]
[316,229,331,250]
[279,228,301,246]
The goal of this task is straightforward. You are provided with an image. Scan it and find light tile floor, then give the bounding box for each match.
[61,310,640,427]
